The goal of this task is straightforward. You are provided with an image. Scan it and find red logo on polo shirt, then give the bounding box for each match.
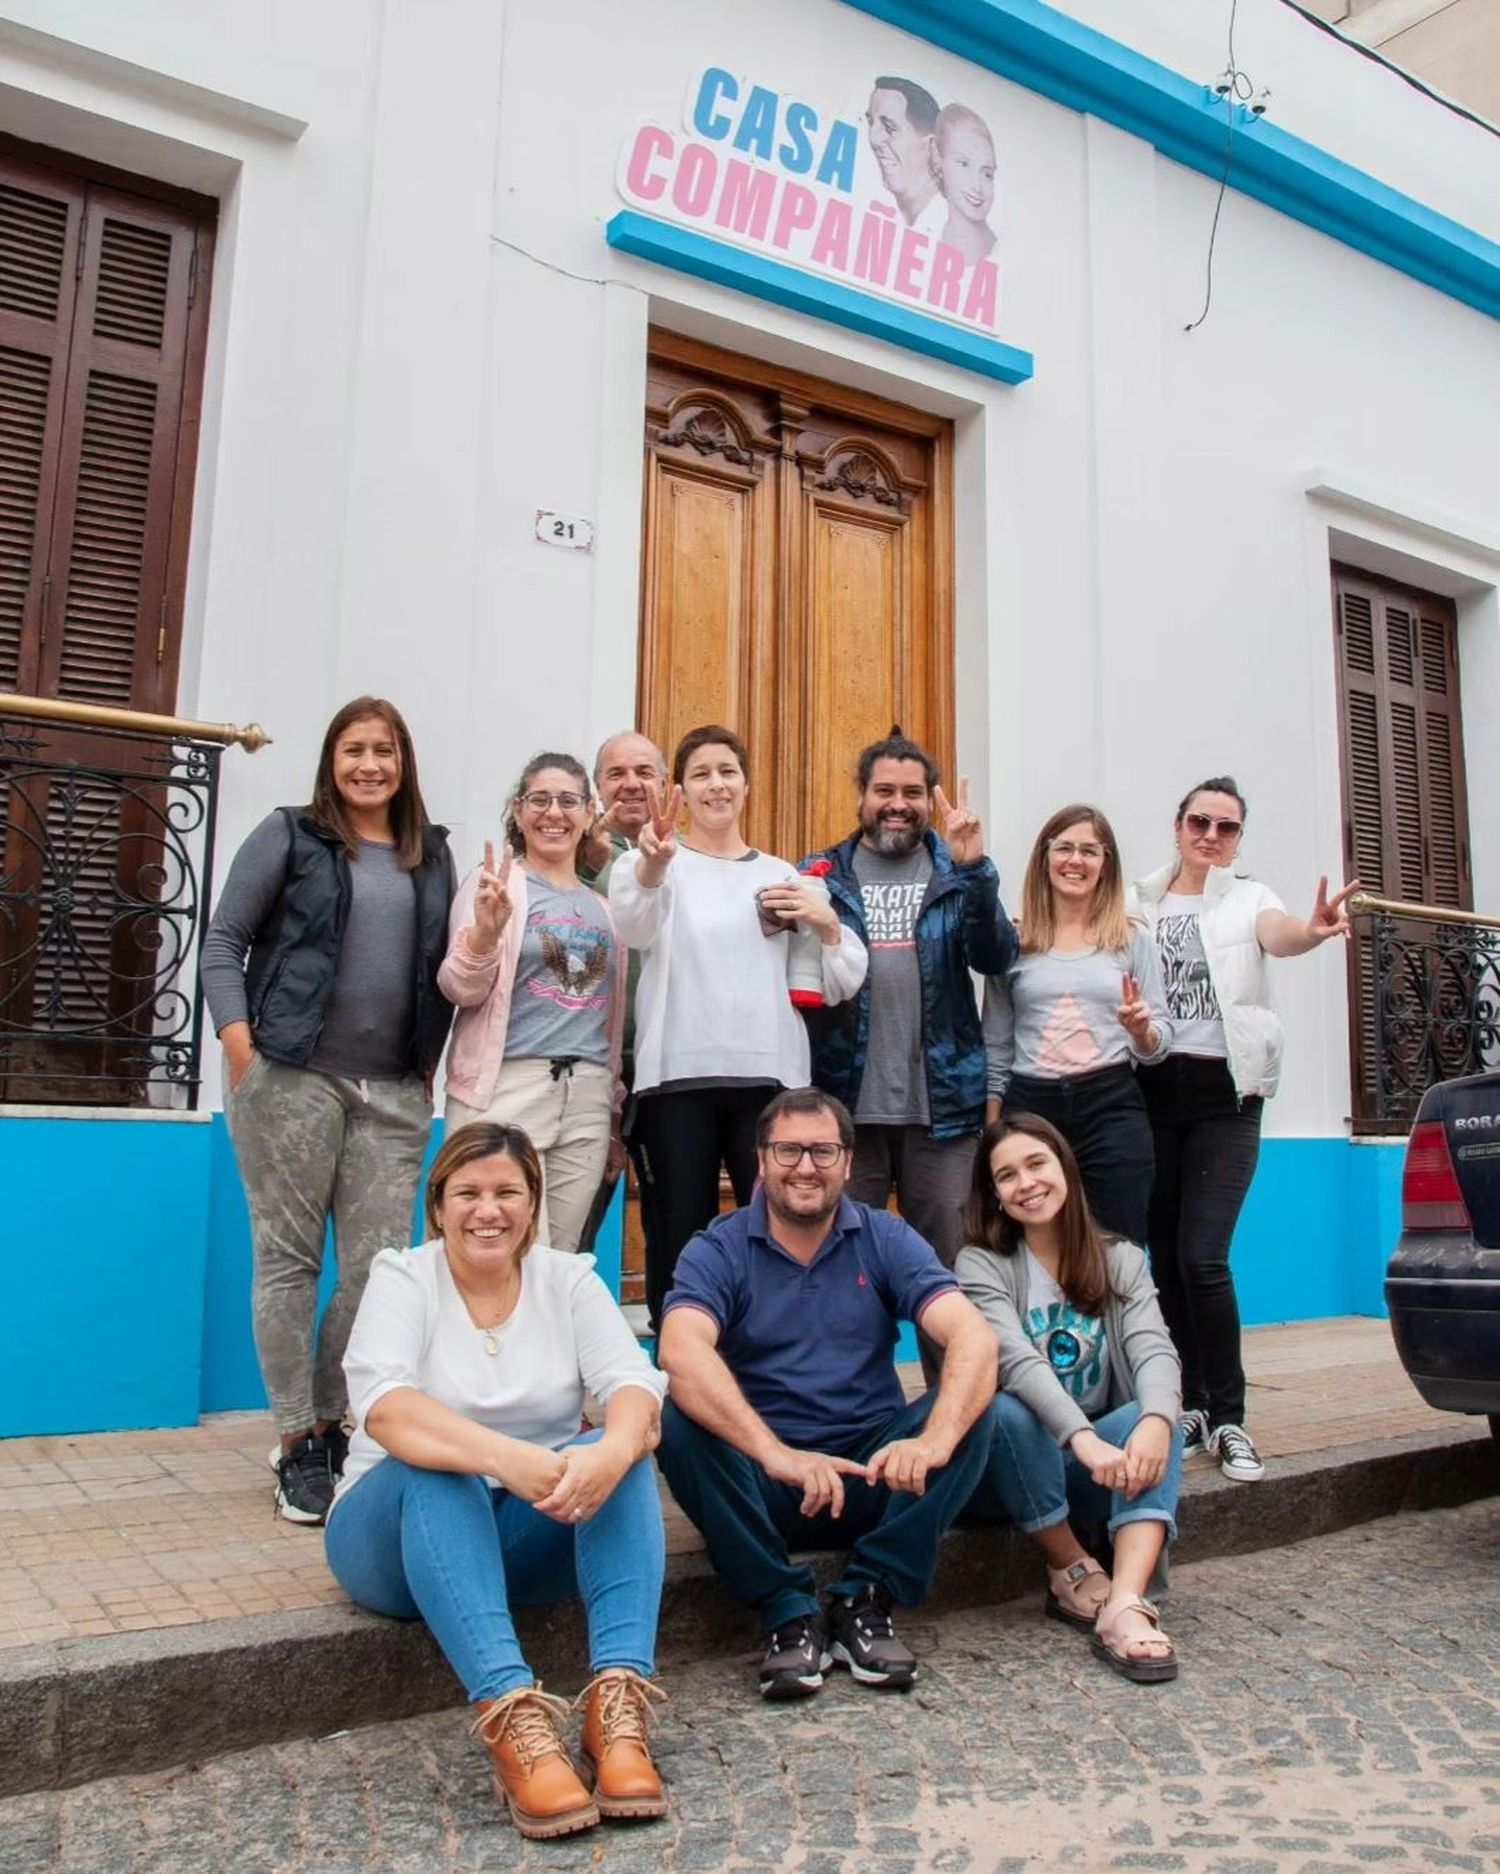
[857,1273,868,1285]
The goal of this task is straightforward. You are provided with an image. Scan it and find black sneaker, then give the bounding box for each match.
[323,1423,350,1476]
[758,1611,831,1700]
[1178,1408,1210,1455]
[827,1582,917,1690]
[273,1434,335,1525]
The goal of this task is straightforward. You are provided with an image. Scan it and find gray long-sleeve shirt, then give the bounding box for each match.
[955,1236,1182,1446]
[982,928,1172,1096]
[201,811,432,1080]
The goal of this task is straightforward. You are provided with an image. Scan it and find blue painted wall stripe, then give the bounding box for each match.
[842,0,1500,321]
[605,212,1036,384]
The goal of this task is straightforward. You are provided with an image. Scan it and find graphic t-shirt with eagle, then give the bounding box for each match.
[504,874,615,1063]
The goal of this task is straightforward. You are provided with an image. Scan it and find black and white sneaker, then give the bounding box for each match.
[758,1611,830,1700]
[273,1434,336,1525]
[1210,1421,1265,1482]
[1178,1408,1210,1455]
[827,1582,917,1691]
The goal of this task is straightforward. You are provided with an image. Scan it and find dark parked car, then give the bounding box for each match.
[1385,1069,1500,1444]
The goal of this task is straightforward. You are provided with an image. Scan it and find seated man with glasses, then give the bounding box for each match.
[655,1087,997,1699]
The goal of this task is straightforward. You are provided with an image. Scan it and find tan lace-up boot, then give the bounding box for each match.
[577,1668,669,1820]
[470,1685,599,1839]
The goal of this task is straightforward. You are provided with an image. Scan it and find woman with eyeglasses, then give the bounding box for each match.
[609,724,868,1326]
[440,752,627,1252]
[1130,777,1358,1484]
[982,805,1171,1246]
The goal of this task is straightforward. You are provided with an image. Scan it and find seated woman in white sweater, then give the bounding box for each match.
[325,1122,669,1843]
[608,724,867,1325]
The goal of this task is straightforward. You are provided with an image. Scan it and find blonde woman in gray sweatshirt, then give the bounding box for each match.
[983,804,1171,1244]
[958,1112,1183,1683]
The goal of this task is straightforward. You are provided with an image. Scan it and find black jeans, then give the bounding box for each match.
[1005,1063,1154,1246]
[628,1082,771,1327]
[1138,1054,1263,1428]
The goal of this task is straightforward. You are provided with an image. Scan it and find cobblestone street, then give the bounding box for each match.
[6,1497,1498,1874]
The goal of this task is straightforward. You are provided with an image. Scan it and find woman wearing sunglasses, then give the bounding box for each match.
[440,752,627,1251]
[983,805,1172,1246]
[1130,777,1358,1483]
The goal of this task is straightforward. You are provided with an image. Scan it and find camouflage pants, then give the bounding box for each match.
[225,1055,432,1432]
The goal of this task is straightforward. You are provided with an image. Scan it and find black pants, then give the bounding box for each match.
[1006,1063,1154,1246]
[1138,1054,1263,1428]
[629,1083,771,1327]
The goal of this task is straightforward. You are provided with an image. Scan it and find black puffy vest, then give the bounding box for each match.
[243,809,454,1076]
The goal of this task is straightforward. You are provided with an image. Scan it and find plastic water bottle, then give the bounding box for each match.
[787,860,834,1010]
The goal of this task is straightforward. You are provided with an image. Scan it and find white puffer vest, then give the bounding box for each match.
[1129,862,1285,1100]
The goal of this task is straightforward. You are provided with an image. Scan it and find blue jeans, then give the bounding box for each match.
[657,1392,993,1632]
[324,1431,665,1702]
[973,1394,1183,1540]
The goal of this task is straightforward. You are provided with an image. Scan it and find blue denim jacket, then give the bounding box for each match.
[798,829,1018,1139]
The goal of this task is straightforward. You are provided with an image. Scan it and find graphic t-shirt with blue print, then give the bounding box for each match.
[1022,1247,1108,1415]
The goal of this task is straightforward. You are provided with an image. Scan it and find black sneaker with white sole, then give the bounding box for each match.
[826,1582,917,1690]
[1210,1421,1265,1482]
[1178,1408,1210,1454]
[273,1433,336,1525]
[758,1610,831,1699]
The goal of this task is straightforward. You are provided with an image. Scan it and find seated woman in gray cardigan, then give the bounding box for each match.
[956,1113,1184,1682]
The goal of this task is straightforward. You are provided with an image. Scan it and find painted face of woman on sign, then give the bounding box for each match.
[935,121,995,226]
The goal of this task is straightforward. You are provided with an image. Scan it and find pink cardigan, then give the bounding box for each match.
[438,861,628,1118]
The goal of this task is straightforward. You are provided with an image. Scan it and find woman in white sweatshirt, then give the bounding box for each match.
[609,725,867,1325]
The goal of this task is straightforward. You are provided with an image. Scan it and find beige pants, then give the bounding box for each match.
[446,1056,613,1251]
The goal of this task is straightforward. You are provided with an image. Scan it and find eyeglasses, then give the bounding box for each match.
[521,791,586,813]
[1049,840,1105,863]
[766,1141,847,1168]
[1184,812,1243,840]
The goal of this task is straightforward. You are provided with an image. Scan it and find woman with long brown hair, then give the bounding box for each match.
[958,1113,1184,1682]
[982,803,1170,1243]
[202,696,455,1523]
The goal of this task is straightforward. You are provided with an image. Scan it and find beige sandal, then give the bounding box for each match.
[1045,1557,1111,1631]
[1091,1597,1178,1683]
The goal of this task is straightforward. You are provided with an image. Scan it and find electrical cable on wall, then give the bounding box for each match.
[1186,0,1271,333]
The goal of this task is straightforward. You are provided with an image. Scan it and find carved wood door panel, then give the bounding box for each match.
[640,331,952,861]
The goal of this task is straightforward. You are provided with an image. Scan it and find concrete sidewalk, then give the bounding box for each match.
[2,1319,1496,1796]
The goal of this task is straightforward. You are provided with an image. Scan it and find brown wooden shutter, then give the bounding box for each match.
[0,156,84,695]
[1333,564,1473,1125]
[0,141,214,1101]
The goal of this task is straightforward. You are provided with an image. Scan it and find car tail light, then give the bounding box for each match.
[1402,1121,1471,1232]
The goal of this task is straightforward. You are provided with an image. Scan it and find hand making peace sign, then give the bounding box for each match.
[933,778,984,867]
[1116,972,1158,1053]
[1304,875,1361,946]
[635,779,684,885]
[469,839,513,951]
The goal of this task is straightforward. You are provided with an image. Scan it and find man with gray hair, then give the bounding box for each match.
[578,730,667,1250]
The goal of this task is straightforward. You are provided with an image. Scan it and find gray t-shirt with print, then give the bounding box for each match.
[504,873,614,1065]
[1154,893,1228,1059]
[851,842,933,1127]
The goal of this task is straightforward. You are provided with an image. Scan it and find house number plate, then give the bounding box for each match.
[535,510,595,551]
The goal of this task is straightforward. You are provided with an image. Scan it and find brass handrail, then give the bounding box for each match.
[0,691,270,752]
[1349,891,1498,931]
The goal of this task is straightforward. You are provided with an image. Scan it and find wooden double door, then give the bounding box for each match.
[638,332,954,860]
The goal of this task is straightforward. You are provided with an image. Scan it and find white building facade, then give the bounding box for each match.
[2,0,1498,1432]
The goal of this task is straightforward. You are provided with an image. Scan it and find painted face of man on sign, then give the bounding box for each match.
[865,79,940,226]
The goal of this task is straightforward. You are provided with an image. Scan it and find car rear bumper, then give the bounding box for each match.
[1386,1236,1500,1414]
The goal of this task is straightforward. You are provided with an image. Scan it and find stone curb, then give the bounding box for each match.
[3,1421,1494,1797]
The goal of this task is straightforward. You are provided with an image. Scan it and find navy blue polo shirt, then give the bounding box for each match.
[662,1191,959,1456]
